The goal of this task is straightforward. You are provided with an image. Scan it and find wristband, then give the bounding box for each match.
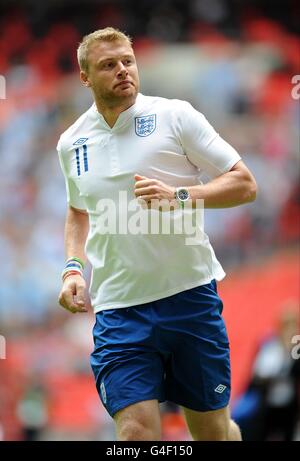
[65,261,82,271]
[66,257,85,270]
[62,269,83,282]
[62,257,85,282]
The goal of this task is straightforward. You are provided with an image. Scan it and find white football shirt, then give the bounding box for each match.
[57,93,241,312]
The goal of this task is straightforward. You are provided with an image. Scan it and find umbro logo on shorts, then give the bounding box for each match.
[214,384,227,393]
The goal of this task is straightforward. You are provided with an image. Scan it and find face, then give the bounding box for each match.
[80,40,140,107]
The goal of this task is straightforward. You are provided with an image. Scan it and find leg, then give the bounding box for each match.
[183,405,242,441]
[114,399,162,441]
[90,308,166,440]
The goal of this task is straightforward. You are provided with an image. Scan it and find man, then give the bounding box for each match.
[57,27,257,441]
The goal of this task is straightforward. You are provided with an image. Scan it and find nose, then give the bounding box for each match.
[117,62,128,78]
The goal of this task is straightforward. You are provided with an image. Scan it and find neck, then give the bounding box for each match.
[95,96,137,128]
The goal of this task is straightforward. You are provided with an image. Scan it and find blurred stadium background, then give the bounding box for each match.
[0,0,299,441]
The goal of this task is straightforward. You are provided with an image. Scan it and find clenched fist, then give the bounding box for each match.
[58,274,88,314]
[134,174,177,210]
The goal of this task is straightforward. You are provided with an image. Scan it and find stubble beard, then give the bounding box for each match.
[93,85,138,109]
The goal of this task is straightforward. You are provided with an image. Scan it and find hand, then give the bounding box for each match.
[58,274,88,314]
[134,174,177,210]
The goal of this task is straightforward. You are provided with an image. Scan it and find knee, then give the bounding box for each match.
[118,420,159,441]
[114,400,161,441]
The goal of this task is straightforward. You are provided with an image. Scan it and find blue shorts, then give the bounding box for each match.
[90,280,231,417]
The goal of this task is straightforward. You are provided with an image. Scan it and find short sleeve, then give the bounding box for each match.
[57,138,86,210]
[178,101,241,178]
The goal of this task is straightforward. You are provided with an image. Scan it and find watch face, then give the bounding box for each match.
[178,189,189,201]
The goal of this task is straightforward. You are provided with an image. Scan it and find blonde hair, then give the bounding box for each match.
[77,27,133,73]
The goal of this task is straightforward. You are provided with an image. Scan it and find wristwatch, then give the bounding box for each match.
[174,187,190,208]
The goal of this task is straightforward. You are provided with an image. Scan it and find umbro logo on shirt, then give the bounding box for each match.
[73,137,89,145]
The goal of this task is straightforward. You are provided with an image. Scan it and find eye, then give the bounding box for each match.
[103,62,114,69]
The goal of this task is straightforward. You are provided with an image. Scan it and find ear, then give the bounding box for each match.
[80,70,91,88]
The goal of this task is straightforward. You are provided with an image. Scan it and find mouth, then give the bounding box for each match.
[115,80,133,88]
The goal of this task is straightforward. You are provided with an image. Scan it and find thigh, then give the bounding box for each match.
[159,281,231,411]
[165,330,230,411]
[90,306,165,418]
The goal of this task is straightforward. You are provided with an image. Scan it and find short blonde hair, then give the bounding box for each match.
[77,27,132,73]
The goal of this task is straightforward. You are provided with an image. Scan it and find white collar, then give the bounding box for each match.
[92,93,144,130]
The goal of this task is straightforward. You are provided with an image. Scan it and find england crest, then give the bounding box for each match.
[135,114,156,137]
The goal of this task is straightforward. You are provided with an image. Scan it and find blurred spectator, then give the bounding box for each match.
[233,306,300,441]
[16,376,49,441]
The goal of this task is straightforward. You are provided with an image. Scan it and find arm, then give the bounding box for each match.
[188,160,257,208]
[134,160,257,209]
[58,206,89,314]
[64,205,89,261]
